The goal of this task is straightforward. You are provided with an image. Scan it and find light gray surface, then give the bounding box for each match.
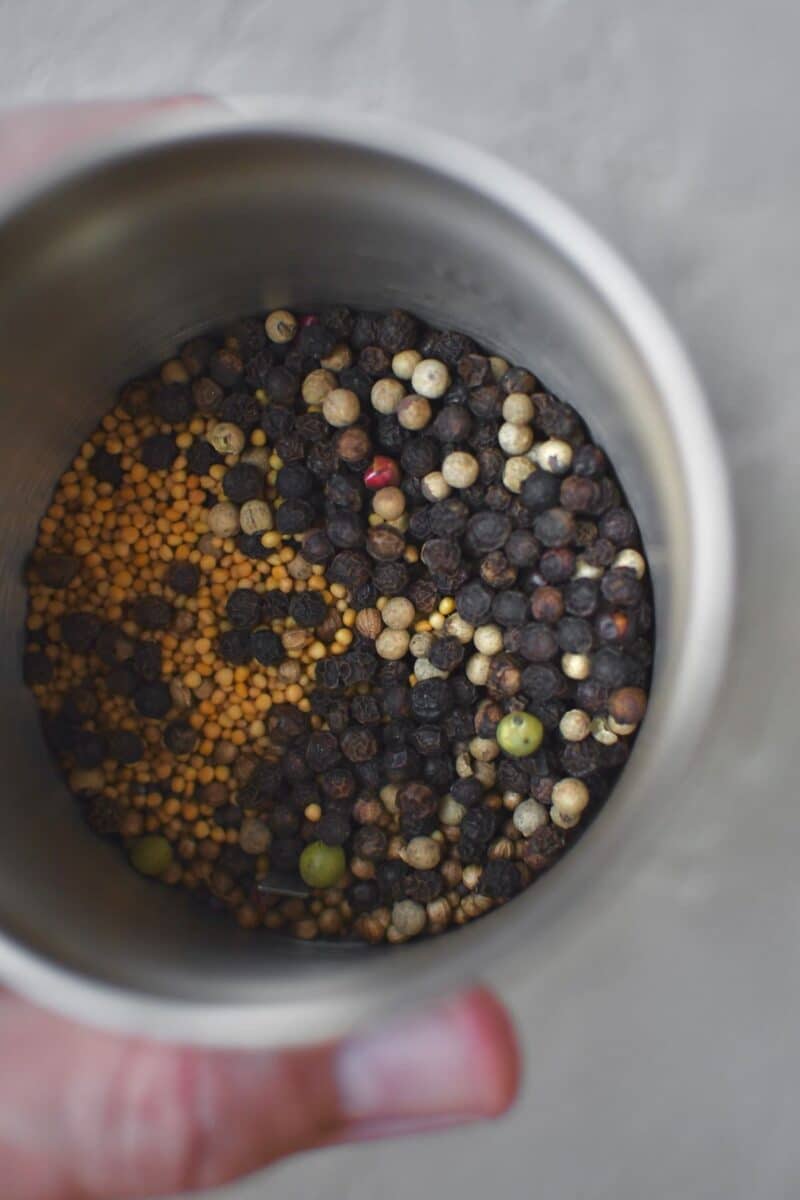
[1,1,798,1198]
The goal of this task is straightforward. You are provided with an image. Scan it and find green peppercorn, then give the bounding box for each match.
[129,835,173,877]
[299,841,346,888]
[496,712,544,757]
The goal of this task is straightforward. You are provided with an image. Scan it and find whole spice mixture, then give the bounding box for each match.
[23,307,653,943]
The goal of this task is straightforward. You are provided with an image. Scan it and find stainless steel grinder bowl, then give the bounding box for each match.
[0,108,733,1045]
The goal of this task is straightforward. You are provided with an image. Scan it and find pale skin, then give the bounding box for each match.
[0,103,521,1199]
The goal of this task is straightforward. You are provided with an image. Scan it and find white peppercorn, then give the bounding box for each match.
[455,751,473,778]
[559,708,591,741]
[462,864,483,890]
[404,836,442,869]
[265,309,298,343]
[489,355,510,381]
[421,471,451,502]
[503,455,536,493]
[239,499,274,534]
[208,501,240,537]
[502,790,523,811]
[469,736,500,763]
[320,342,353,371]
[371,377,406,414]
[240,446,270,471]
[392,348,422,379]
[444,613,476,644]
[551,807,580,830]
[502,392,535,425]
[441,451,479,489]
[438,795,466,825]
[551,777,590,818]
[473,624,504,655]
[380,783,399,814]
[375,628,410,660]
[207,422,246,455]
[239,816,270,854]
[473,759,496,788]
[409,631,434,658]
[613,548,647,579]
[466,651,491,685]
[608,715,637,736]
[411,357,450,399]
[498,421,534,456]
[382,596,415,629]
[562,652,591,680]
[574,558,604,580]
[392,899,427,937]
[591,715,619,745]
[397,393,432,430]
[301,368,337,406]
[414,657,448,681]
[372,487,406,520]
[512,798,548,837]
[535,438,573,474]
[322,388,360,428]
[161,358,190,385]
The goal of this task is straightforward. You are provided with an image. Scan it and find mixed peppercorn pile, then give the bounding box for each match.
[23,306,653,943]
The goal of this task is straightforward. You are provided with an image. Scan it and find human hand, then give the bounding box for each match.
[1,985,518,1198]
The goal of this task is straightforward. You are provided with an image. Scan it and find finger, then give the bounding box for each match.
[0,986,519,1199]
[0,97,202,188]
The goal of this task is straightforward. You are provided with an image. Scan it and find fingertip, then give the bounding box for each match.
[447,987,521,1117]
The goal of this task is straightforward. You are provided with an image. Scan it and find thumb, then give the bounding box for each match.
[1,987,519,1199]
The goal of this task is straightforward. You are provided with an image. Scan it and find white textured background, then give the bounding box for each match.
[1,1,799,1197]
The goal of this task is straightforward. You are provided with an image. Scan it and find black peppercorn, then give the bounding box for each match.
[133,640,162,682]
[23,650,53,686]
[89,448,123,487]
[407,578,439,615]
[480,551,517,590]
[133,681,172,719]
[315,810,351,846]
[305,731,342,772]
[277,464,314,499]
[352,825,388,862]
[72,730,106,768]
[349,693,381,726]
[164,561,200,596]
[288,591,327,629]
[557,617,594,654]
[400,437,439,478]
[432,404,473,443]
[372,560,409,596]
[460,805,497,850]
[601,569,643,607]
[376,859,409,902]
[61,611,101,654]
[564,578,599,617]
[276,499,316,535]
[464,511,512,555]
[599,507,638,545]
[218,628,252,665]
[479,860,522,899]
[491,590,528,627]
[455,579,493,624]
[521,470,561,512]
[222,463,263,504]
[105,665,137,697]
[366,525,406,561]
[33,553,79,589]
[443,708,476,742]
[382,744,422,782]
[533,508,576,548]
[397,781,438,836]
[410,678,452,722]
[428,636,465,673]
[420,538,461,575]
[339,726,378,764]
[518,623,559,662]
[226,588,263,630]
[590,648,634,687]
[468,385,503,421]
[163,721,198,756]
[405,869,443,903]
[410,724,447,756]
[539,548,575,583]
[520,663,565,702]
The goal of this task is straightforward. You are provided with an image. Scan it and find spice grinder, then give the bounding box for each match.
[0,104,733,1045]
